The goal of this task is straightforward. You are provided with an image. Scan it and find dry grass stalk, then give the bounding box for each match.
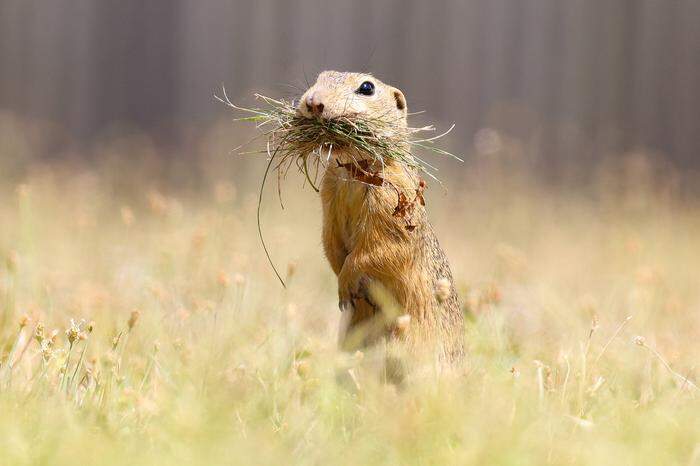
[215,88,461,287]
[633,336,699,392]
[216,88,461,188]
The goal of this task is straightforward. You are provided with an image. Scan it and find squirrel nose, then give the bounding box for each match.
[305,93,324,116]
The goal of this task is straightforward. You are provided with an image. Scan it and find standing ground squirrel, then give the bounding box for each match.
[296,71,464,371]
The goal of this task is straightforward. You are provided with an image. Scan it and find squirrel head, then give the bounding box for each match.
[296,71,407,126]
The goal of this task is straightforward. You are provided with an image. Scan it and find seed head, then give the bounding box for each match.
[435,277,451,303]
[295,360,311,379]
[66,318,81,344]
[128,310,140,330]
[482,284,502,306]
[633,336,646,346]
[40,339,55,362]
[287,261,297,279]
[217,271,230,288]
[395,314,411,335]
[5,251,18,273]
[120,206,135,226]
[147,190,168,216]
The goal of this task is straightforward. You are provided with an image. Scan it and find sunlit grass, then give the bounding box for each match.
[1,118,699,465]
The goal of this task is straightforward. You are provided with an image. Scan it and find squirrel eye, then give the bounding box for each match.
[356,81,375,96]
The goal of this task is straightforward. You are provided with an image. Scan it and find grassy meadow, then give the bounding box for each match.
[1,114,700,465]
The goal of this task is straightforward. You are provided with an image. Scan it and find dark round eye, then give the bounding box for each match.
[356,81,375,96]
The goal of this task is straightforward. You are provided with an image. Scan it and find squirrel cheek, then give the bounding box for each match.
[348,100,368,115]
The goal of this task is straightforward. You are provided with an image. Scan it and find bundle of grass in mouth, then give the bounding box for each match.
[215,89,461,191]
[215,80,461,286]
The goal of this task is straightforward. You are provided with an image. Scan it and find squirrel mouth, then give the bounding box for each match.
[220,91,461,187]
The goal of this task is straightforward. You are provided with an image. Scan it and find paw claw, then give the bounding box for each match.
[339,300,354,313]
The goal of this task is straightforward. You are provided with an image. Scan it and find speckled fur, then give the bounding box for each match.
[297,71,464,367]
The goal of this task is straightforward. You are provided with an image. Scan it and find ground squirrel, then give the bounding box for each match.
[296,71,464,371]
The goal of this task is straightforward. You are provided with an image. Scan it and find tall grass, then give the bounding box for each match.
[1,119,699,466]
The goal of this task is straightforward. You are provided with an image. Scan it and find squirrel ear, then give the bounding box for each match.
[392,88,407,113]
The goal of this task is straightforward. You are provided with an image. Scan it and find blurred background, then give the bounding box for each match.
[0,0,698,189]
[3,0,699,312]
[3,3,700,463]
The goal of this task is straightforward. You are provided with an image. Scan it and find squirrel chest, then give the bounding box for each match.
[322,164,371,253]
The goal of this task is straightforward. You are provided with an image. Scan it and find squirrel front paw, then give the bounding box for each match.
[338,275,376,313]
